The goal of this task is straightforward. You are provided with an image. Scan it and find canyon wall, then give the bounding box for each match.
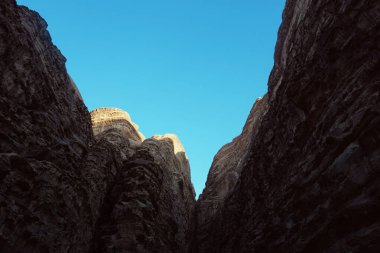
[0,1,195,252]
[193,96,268,252]
[194,0,380,252]
[0,0,379,252]
[0,1,102,251]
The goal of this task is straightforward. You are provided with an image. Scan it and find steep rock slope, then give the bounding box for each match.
[0,1,195,252]
[0,1,118,252]
[193,96,268,252]
[195,0,380,252]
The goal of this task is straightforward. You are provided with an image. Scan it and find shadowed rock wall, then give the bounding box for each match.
[0,1,111,252]
[192,96,268,252]
[193,0,380,252]
[0,1,195,252]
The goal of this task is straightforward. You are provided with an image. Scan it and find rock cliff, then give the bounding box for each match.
[0,1,104,251]
[90,108,195,253]
[193,0,380,252]
[0,1,195,252]
[193,96,268,252]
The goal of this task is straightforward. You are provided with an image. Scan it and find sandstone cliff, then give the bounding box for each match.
[91,108,145,143]
[194,0,380,252]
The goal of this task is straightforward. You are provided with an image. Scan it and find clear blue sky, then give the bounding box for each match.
[17,0,285,198]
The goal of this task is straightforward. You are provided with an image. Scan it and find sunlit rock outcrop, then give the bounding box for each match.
[153,134,186,155]
[90,108,145,160]
[91,107,145,142]
[152,134,192,187]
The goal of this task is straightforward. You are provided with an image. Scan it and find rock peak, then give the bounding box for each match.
[152,133,186,155]
[90,107,145,142]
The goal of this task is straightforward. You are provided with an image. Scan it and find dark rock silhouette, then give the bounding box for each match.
[1,0,379,252]
[193,0,380,252]
[0,1,194,252]
[193,96,268,252]
[0,1,102,252]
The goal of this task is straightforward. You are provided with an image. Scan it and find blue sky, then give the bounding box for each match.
[18,0,285,197]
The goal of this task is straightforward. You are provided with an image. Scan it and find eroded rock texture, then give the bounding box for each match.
[194,0,380,252]
[90,108,195,253]
[0,1,114,252]
[193,96,268,252]
[0,1,195,252]
[91,108,145,143]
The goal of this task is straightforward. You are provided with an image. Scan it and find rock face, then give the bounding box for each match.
[0,1,195,252]
[193,96,268,252]
[0,1,110,252]
[91,108,145,142]
[194,0,380,252]
[90,108,145,161]
[90,109,195,253]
